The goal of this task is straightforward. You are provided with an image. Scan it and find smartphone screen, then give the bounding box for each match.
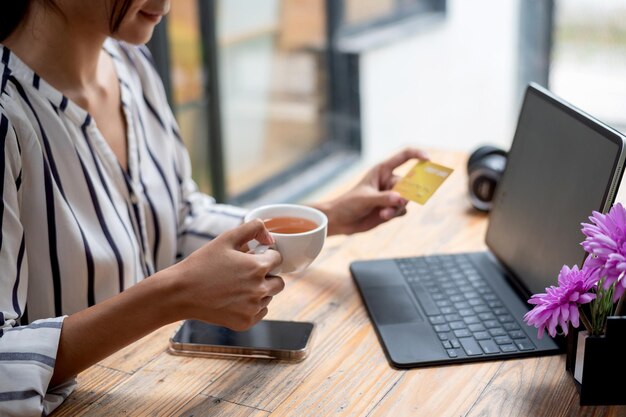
[171,320,314,353]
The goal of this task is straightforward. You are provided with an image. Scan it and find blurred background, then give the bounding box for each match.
[146,0,626,207]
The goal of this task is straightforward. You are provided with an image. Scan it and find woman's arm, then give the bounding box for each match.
[51,219,283,386]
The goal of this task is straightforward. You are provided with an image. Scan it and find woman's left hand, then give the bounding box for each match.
[313,148,429,235]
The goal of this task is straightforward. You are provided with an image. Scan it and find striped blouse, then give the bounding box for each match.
[0,39,246,416]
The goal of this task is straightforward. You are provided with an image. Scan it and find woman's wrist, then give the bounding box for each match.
[149,266,188,324]
[50,268,184,386]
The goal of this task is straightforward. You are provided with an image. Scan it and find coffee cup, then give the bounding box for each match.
[244,204,328,274]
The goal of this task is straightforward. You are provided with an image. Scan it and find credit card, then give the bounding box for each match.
[393,161,454,204]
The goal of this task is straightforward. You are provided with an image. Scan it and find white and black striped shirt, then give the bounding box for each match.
[0,39,246,416]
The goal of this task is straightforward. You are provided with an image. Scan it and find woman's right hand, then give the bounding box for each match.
[164,219,284,330]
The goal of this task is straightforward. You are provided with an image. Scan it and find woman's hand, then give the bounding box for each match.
[165,219,285,330]
[51,220,282,386]
[314,148,429,235]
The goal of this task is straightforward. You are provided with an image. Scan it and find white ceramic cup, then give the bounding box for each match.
[244,204,328,274]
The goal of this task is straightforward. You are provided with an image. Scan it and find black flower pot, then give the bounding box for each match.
[566,316,626,405]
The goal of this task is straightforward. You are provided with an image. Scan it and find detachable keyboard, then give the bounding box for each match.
[396,254,536,358]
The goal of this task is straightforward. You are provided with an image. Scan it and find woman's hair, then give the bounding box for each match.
[0,2,30,42]
[0,0,134,42]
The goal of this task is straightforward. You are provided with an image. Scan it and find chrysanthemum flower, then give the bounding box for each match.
[581,203,626,298]
[524,265,596,338]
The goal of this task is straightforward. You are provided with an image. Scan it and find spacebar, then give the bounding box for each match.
[410,284,440,316]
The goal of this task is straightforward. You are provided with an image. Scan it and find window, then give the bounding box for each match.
[550,0,626,133]
[218,0,327,198]
[148,0,360,205]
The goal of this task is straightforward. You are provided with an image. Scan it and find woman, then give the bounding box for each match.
[0,1,427,415]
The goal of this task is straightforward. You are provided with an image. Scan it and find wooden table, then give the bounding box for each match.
[52,150,626,417]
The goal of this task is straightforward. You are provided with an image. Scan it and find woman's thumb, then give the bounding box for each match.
[226,219,275,247]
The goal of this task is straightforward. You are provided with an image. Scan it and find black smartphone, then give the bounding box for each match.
[168,319,315,362]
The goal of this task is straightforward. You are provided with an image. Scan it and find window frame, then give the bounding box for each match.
[332,0,447,52]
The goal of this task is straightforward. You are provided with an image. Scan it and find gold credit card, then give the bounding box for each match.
[393,161,454,205]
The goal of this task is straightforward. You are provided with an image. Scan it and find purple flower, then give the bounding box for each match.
[524,265,596,338]
[581,203,626,296]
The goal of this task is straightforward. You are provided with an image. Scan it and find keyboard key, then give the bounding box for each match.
[494,336,513,345]
[515,339,535,351]
[410,283,441,315]
[473,305,490,313]
[463,315,480,325]
[434,324,451,332]
[484,320,500,328]
[450,339,461,349]
[429,315,446,325]
[478,312,496,321]
[504,322,520,331]
[487,300,503,308]
[465,291,480,299]
[468,323,486,332]
[436,300,452,308]
[474,331,490,340]
[500,344,518,353]
[450,294,465,302]
[454,301,471,310]
[459,337,483,356]
[483,293,497,301]
[458,308,474,316]
[488,328,506,337]
[432,293,445,300]
[509,330,526,339]
[454,329,472,338]
[447,349,458,358]
[438,332,450,341]
[479,339,500,354]
[493,308,508,315]
[468,298,483,306]
[444,313,462,322]
[449,321,467,330]
[440,306,456,315]
[497,314,514,323]
[443,340,452,349]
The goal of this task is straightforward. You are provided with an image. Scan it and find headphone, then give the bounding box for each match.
[467,145,508,212]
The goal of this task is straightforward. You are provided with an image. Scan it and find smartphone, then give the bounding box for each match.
[168,319,315,362]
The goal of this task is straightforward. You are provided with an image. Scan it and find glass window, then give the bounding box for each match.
[217,0,329,197]
[151,0,360,204]
[550,0,626,132]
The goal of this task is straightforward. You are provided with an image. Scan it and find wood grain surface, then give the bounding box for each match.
[51,150,626,417]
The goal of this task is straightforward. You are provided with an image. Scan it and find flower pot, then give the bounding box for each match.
[565,316,626,405]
